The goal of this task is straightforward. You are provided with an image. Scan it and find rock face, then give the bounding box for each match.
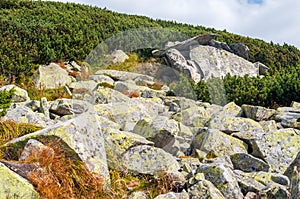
[1,69,300,198]
[158,34,268,83]
[35,63,73,89]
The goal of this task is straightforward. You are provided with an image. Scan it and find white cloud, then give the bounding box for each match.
[49,0,299,48]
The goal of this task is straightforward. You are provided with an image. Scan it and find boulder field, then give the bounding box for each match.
[1,68,300,199]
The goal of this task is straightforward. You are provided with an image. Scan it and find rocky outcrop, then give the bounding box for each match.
[156,34,269,83]
[1,69,300,198]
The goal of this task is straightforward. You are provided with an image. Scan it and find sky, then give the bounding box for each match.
[50,0,300,49]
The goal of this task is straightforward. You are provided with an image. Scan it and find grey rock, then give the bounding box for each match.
[133,116,193,156]
[250,128,300,173]
[254,62,269,75]
[95,69,154,84]
[259,120,277,132]
[274,107,300,129]
[69,80,98,93]
[209,114,264,135]
[110,49,129,64]
[188,179,226,199]
[3,105,51,127]
[49,98,88,116]
[4,111,110,184]
[103,128,153,170]
[193,129,248,159]
[89,74,115,86]
[189,45,258,81]
[242,104,275,121]
[229,43,249,60]
[172,106,211,127]
[233,170,266,195]
[35,63,73,89]
[88,86,130,104]
[291,101,300,109]
[121,145,185,185]
[209,39,231,52]
[230,153,269,172]
[196,161,244,199]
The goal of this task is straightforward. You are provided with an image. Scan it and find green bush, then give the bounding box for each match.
[194,64,300,108]
[0,89,14,116]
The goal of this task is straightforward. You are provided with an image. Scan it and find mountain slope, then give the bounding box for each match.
[0,0,300,81]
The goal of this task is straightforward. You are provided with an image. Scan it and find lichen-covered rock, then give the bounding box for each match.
[196,161,244,199]
[259,120,277,133]
[259,182,290,198]
[121,145,184,183]
[35,63,73,89]
[222,102,243,116]
[233,170,266,195]
[3,105,51,127]
[94,99,167,131]
[0,84,29,102]
[0,162,39,198]
[209,114,264,135]
[250,128,300,173]
[133,116,193,156]
[189,45,258,81]
[274,107,300,129]
[291,101,300,109]
[4,111,109,184]
[193,129,248,157]
[103,128,153,169]
[154,192,189,199]
[230,153,269,172]
[242,104,275,121]
[87,86,130,104]
[188,179,226,199]
[172,105,211,127]
[244,171,290,187]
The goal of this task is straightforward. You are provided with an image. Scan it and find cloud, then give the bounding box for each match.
[49,0,299,48]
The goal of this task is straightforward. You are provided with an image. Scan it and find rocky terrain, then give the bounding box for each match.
[0,36,299,199]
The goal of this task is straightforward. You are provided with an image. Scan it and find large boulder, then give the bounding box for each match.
[251,128,300,173]
[4,111,110,184]
[35,63,73,89]
[189,45,258,82]
[193,129,248,157]
[0,162,39,198]
[242,104,276,121]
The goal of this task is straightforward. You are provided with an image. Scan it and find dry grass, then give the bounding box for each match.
[0,120,42,146]
[26,142,104,199]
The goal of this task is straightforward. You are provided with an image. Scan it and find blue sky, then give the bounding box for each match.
[49,0,299,49]
[247,0,263,4]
